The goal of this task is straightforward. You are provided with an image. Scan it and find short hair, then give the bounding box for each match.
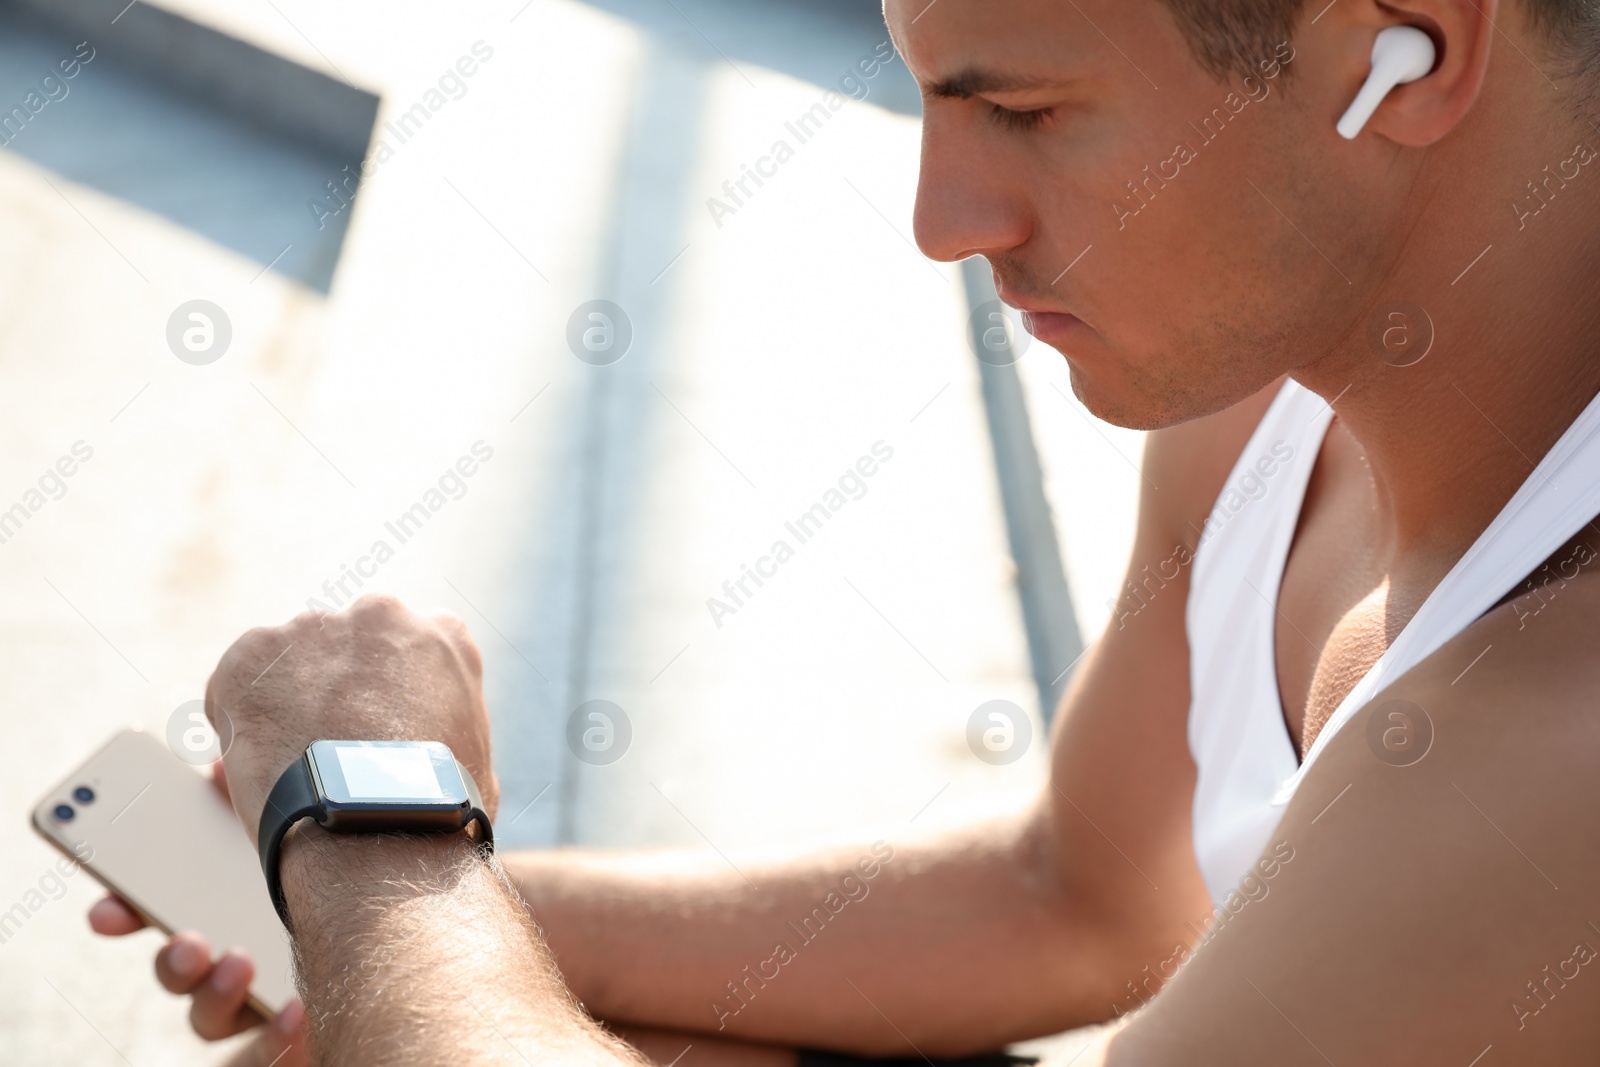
[1161,0,1600,107]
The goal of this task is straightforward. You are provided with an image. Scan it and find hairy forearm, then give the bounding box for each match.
[504,803,1112,1056]
[282,825,642,1066]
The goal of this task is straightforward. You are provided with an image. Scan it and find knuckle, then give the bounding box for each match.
[232,624,280,655]
[189,971,250,1041]
[215,626,284,687]
[154,956,190,994]
[189,999,229,1041]
[348,593,409,622]
[432,610,469,641]
[433,613,482,673]
[458,638,484,679]
[286,605,333,633]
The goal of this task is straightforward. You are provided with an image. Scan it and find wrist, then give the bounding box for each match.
[280,823,496,938]
[256,740,495,931]
[278,824,551,1053]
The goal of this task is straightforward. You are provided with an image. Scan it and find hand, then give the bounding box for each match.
[89,596,498,1063]
[90,900,311,1066]
[87,764,310,1066]
[205,594,500,844]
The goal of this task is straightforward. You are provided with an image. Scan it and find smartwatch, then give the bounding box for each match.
[257,739,494,928]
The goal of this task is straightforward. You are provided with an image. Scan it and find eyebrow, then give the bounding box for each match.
[924,69,1073,99]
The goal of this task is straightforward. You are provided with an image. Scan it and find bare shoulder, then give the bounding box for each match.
[1094,566,1600,1064]
[1405,563,1600,768]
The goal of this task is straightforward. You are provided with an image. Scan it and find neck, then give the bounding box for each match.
[1293,166,1600,567]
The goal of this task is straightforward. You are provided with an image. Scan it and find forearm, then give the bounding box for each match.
[504,802,1114,1056]
[282,825,641,1066]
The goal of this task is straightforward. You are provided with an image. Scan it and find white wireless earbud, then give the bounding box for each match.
[1336,25,1436,139]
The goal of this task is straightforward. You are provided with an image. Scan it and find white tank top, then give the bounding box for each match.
[1187,376,1600,909]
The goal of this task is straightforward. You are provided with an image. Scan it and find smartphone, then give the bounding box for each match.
[30,728,296,1016]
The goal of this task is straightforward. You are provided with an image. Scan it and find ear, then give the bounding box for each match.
[1337,0,1497,146]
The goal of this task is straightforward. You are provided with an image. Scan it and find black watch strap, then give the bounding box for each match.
[459,767,495,851]
[257,749,497,931]
[258,755,322,930]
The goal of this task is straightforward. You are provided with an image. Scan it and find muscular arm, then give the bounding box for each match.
[91,386,1284,1063]
[504,384,1286,1057]
[506,812,1088,1055]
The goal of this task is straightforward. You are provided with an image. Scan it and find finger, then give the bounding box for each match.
[189,947,265,1041]
[433,612,484,673]
[87,894,146,936]
[219,1000,308,1067]
[211,759,232,805]
[155,931,214,995]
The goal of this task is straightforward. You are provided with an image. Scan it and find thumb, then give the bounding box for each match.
[210,760,232,807]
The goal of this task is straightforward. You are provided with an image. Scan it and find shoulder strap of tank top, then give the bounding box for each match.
[1275,383,1600,801]
[1190,376,1331,568]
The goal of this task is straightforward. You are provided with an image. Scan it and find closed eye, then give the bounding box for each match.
[988,103,1054,131]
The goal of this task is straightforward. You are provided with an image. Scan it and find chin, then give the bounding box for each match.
[1055,354,1192,431]
[1056,337,1275,430]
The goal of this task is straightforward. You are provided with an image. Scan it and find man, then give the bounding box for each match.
[90,0,1600,1062]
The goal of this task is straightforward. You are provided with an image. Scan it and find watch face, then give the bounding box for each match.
[306,741,470,821]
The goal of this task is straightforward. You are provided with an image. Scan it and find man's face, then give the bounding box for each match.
[891,0,1391,429]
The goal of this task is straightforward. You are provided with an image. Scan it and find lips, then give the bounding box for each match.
[1019,310,1085,345]
[995,284,1073,321]
[992,278,1089,347]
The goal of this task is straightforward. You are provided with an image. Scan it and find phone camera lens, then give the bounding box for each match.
[52,804,74,822]
[72,786,95,804]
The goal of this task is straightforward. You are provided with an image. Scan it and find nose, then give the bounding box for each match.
[912,117,1031,264]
